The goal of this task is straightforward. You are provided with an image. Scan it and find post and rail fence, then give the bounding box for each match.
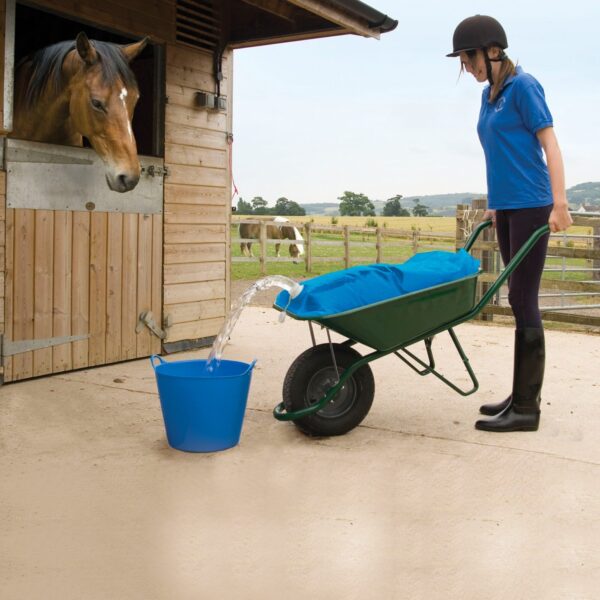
[456,201,600,328]
[232,218,454,273]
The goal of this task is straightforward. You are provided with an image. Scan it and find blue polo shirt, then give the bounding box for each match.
[477,66,554,209]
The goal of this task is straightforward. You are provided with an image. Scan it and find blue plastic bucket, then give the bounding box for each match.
[151,355,257,452]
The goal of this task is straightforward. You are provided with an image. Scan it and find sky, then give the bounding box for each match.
[231,0,600,206]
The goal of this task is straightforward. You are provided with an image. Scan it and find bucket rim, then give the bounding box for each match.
[151,356,257,379]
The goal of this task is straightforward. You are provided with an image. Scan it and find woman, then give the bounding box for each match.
[447,15,572,432]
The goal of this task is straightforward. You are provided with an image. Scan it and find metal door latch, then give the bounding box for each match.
[136,311,172,340]
[142,165,169,177]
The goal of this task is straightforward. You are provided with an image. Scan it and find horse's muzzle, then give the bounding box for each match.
[106,172,140,193]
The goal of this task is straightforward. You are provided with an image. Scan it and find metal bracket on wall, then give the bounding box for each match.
[136,311,172,340]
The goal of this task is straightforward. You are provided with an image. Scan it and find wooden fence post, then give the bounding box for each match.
[304,222,312,273]
[455,204,468,250]
[594,224,600,281]
[471,198,493,321]
[259,220,267,276]
[412,229,419,254]
[376,227,382,263]
[344,225,350,269]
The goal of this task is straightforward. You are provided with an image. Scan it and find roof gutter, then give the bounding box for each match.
[327,0,398,34]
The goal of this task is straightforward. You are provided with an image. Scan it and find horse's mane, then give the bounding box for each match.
[19,39,139,108]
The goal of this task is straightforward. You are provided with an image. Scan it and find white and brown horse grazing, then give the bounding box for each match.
[11,32,148,193]
[239,216,305,263]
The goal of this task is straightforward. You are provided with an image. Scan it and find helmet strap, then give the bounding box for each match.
[484,51,494,86]
[483,49,507,86]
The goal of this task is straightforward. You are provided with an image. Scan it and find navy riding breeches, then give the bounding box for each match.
[495,205,553,329]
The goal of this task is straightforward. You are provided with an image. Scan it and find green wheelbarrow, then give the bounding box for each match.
[272,221,550,436]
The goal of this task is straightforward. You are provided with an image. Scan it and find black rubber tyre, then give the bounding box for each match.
[283,343,375,436]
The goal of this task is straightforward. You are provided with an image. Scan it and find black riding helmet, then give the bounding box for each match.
[447,15,508,85]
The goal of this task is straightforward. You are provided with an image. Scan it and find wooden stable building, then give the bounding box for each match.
[0,0,396,382]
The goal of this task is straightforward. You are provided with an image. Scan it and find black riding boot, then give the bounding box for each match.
[479,330,519,415]
[475,328,544,432]
[479,395,511,416]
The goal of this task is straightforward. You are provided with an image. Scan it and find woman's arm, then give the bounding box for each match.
[536,127,573,232]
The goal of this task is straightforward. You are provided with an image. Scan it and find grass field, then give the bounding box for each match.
[231,220,596,283]
[232,214,592,236]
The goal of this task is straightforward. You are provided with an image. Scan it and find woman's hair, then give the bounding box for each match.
[461,48,516,102]
[489,54,516,102]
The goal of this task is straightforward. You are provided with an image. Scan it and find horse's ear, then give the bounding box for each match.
[121,37,149,63]
[76,32,98,66]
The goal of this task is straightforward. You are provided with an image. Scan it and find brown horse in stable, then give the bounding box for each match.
[11,32,147,193]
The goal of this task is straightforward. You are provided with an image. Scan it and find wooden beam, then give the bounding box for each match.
[483,304,600,328]
[239,0,296,22]
[479,273,600,293]
[228,27,346,49]
[285,0,380,38]
[572,214,600,227]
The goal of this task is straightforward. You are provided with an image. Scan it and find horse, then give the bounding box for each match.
[239,216,305,263]
[11,32,148,193]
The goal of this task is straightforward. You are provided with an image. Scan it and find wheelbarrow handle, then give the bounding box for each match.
[463,219,493,252]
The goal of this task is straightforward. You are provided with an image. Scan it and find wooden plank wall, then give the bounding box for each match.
[2,209,162,381]
[0,0,5,131]
[163,44,231,344]
[0,171,5,380]
[1,1,6,380]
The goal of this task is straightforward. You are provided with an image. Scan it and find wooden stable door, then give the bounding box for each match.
[2,140,164,382]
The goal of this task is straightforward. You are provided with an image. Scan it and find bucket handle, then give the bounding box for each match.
[150,354,166,370]
[243,359,258,375]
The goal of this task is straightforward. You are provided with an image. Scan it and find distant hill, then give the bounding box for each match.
[301,202,340,216]
[300,183,600,215]
[567,182,600,206]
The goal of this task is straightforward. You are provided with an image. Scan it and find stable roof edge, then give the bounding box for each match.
[328,0,398,33]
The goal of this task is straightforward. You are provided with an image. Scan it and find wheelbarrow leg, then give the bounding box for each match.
[394,337,435,376]
[394,328,479,397]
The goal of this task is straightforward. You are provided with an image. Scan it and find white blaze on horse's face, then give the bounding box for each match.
[119,87,134,142]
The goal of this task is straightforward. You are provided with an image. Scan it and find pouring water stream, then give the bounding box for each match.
[206,275,303,371]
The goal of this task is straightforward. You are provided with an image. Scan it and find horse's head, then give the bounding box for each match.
[286,225,305,264]
[69,33,148,193]
[289,243,301,263]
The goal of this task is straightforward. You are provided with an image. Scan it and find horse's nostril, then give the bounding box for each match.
[117,173,139,192]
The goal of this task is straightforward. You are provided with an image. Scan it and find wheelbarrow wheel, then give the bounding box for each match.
[283,343,375,436]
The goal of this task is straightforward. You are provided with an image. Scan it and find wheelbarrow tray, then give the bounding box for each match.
[283,272,479,352]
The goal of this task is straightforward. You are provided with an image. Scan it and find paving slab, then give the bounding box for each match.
[1,307,599,599]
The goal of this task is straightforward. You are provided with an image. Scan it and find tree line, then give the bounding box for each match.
[339,192,430,217]
[235,196,306,216]
[235,192,430,217]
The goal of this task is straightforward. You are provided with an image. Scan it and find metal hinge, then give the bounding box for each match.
[136,311,172,340]
[1,334,90,357]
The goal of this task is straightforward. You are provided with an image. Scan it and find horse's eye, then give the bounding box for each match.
[91,99,105,112]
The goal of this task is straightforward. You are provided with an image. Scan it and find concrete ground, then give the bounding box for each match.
[1,296,599,599]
